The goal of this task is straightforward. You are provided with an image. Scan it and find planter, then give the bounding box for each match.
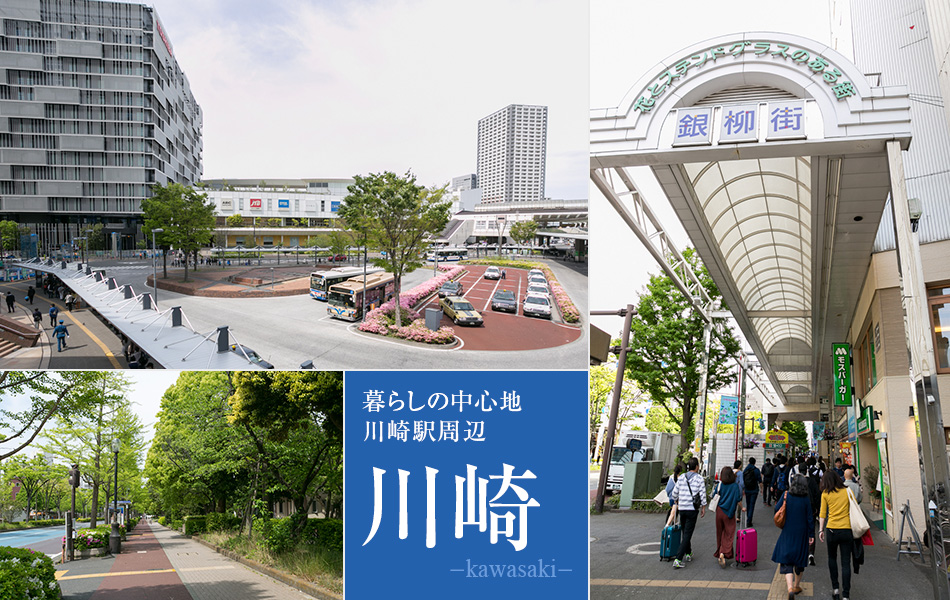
[77,547,109,558]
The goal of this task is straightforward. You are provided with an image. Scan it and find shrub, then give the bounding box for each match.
[184,516,206,536]
[157,516,167,526]
[256,517,295,555]
[206,513,241,532]
[0,546,58,600]
[358,267,463,344]
[170,519,183,532]
[25,519,65,528]
[71,527,110,551]
[303,518,343,552]
[125,517,139,532]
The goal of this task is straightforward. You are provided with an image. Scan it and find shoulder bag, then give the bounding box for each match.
[708,482,721,512]
[773,491,787,529]
[848,488,870,538]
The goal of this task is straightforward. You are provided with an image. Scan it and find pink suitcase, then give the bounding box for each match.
[735,514,757,567]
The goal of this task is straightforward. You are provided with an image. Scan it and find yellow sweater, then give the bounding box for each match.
[820,488,851,530]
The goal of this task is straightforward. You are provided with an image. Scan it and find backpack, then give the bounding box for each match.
[776,465,789,491]
[744,466,760,490]
[761,463,774,480]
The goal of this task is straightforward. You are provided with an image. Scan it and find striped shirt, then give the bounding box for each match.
[670,471,707,512]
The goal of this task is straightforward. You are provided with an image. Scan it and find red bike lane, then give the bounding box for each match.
[89,521,191,600]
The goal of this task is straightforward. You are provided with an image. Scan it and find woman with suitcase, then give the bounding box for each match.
[772,473,814,599]
[711,466,743,567]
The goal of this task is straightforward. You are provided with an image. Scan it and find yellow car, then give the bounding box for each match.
[440,295,483,326]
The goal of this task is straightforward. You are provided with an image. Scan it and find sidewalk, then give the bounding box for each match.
[56,520,319,600]
[591,508,933,599]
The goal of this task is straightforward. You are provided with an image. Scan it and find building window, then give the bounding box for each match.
[856,323,877,395]
[929,285,950,373]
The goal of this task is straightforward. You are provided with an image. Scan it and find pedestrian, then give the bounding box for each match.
[65,293,75,311]
[833,458,845,479]
[53,319,69,352]
[806,457,823,565]
[762,458,775,505]
[743,457,762,527]
[667,456,706,569]
[32,307,42,329]
[4,291,14,312]
[501,269,507,279]
[772,474,815,599]
[733,459,744,491]
[48,304,59,326]
[27,285,35,304]
[775,456,790,499]
[664,462,685,522]
[712,465,743,568]
[843,467,862,503]
[819,470,853,600]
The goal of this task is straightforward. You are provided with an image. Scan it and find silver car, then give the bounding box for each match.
[523,293,552,319]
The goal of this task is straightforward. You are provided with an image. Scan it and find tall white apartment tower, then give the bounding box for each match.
[476,104,547,204]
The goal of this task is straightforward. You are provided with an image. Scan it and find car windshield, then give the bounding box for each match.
[442,282,460,290]
[610,447,634,464]
[486,267,499,273]
[453,301,474,311]
[493,290,515,301]
[525,296,549,306]
[528,286,547,293]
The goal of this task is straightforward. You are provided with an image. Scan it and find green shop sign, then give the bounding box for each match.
[633,40,858,113]
[833,343,853,407]
[856,405,874,435]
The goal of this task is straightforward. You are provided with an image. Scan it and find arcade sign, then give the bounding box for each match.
[633,39,859,114]
[833,343,853,407]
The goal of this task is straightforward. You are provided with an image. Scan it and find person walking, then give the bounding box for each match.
[843,467,862,503]
[27,285,35,305]
[819,470,854,600]
[668,457,706,569]
[806,457,823,566]
[48,304,59,326]
[733,459,744,491]
[31,307,42,329]
[762,458,775,505]
[712,466,743,568]
[53,319,69,352]
[775,456,790,499]
[4,291,14,312]
[665,462,685,522]
[65,293,75,311]
[772,474,815,599]
[743,457,762,527]
[833,458,845,479]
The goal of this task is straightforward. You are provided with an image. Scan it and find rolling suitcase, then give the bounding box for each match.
[660,524,681,561]
[735,513,757,567]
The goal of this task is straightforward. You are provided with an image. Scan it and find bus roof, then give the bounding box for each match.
[329,271,394,293]
[311,266,382,278]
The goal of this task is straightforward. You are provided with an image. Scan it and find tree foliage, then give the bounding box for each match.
[0,220,26,251]
[226,214,245,228]
[3,455,59,522]
[143,183,217,281]
[508,219,538,246]
[623,248,741,457]
[589,361,646,461]
[780,421,808,451]
[338,171,450,324]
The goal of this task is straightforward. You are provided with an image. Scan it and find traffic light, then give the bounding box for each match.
[69,464,80,488]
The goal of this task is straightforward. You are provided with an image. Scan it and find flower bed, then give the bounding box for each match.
[357,266,462,344]
[0,546,58,599]
[461,259,581,324]
[68,526,112,552]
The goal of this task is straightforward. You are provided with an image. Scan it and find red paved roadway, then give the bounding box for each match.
[418,265,582,351]
[91,521,191,600]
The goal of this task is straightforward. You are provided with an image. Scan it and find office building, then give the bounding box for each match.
[0,0,202,253]
[476,104,547,204]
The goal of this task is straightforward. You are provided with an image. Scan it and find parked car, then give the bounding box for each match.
[484,266,501,280]
[526,283,550,298]
[528,275,547,287]
[528,268,545,278]
[490,289,518,313]
[522,293,552,319]
[327,254,347,262]
[440,296,483,326]
[438,280,464,298]
[230,344,274,369]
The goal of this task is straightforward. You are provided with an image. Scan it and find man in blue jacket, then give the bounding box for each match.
[53,319,69,352]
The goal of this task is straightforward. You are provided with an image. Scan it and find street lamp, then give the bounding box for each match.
[74,236,86,265]
[496,216,507,258]
[151,228,164,308]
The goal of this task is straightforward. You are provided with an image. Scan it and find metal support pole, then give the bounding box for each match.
[737,356,748,464]
[593,305,636,514]
[887,139,950,600]
[694,319,713,473]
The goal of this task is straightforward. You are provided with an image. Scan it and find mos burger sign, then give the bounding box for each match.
[765,430,789,444]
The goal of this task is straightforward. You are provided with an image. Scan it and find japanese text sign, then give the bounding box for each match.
[718,395,739,425]
[719,104,759,143]
[672,107,713,146]
[833,343,853,407]
[345,371,588,599]
[766,100,806,140]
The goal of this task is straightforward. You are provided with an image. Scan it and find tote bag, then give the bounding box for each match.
[848,488,870,539]
[708,483,721,513]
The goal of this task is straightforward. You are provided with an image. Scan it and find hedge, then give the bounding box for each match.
[183,516,206,535]
[205,512,241,532]
[0,546,58,600]
[303,518,343,552]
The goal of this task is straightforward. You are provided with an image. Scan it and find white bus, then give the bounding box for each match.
[327,272,395,321]
[310,266,383,300]
[426,247,468,262]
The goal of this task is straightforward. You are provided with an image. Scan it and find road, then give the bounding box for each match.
[0,525,66,560]
[37,257,588,370]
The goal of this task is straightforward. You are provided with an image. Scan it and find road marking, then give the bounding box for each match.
[767,565,813,598]
[58,311,122,368]
[625,542,660,555]
[57,565,236,581]
[590,578,772,590]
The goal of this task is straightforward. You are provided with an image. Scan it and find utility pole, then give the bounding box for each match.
[591,305,636,514]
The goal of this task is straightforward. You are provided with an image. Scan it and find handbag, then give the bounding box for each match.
[848,488,870,538]
[708,483,721,512]
[685,473,702,510]
[861,529,874,546]
[773,491,787,528]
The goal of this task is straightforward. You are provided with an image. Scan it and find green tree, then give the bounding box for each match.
[339,172,450,324]
[0,220,21,251]
[623,248,741,458]
[325,230,351,258]
[80,223,107,252]
[4,455,58,522]
[226,214,245,228]
[589,361,645,461]
[781,421,808,452]
[40,372,145,528]
[143,183,217,282]
[0,371,102,461]
[508,219,538,248]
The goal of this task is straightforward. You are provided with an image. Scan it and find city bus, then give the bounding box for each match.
[327,271,395,321]
[310,266,383,300]
[426,246,468,262]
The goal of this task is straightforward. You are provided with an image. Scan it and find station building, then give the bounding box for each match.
[592,0,950,573]
[0,0,202,252]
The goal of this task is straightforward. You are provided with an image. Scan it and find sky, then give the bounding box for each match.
[589,0,834,339]
[149,0,590,198]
